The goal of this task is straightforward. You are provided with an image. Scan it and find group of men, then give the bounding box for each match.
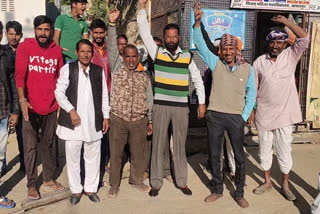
[0,0,309,210]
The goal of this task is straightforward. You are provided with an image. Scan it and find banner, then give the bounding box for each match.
[190,9,247,50]
[231,0,320,12]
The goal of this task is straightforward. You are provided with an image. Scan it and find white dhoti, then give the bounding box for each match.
[65,140,101,194]
[258,125,293,174]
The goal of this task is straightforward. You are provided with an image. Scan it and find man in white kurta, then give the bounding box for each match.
[55,39,110,205]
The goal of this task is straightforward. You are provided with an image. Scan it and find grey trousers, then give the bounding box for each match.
[144,134,171,177]
[150,104,189,189]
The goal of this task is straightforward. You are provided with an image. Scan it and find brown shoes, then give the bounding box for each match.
[205,193,249,208]
[204,193,223,202]
[236,197,249,208]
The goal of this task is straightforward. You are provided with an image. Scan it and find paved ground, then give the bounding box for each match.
[0,134,319,214]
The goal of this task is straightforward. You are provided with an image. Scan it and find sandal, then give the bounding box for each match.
[43,181,66,192]
[0,197,15,209]
[27,187,40,200]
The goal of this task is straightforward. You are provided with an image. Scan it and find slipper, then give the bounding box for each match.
[27,187,40,200]
[43,181,66,192]
[281,188,296,201]
[253,184,273,195]
[0,197,15,209]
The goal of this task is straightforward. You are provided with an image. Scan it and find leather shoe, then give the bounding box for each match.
[87,193,100,203]
[149,188,159,197]
[177,186,192,196]
[236,197,249,208]
[70,194,81,205]
[204,193,223,202]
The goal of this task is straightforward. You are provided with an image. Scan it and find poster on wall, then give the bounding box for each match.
[231,0,320,12]
[190,9,247,50]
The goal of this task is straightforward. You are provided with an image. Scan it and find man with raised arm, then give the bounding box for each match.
[193,3,256,208]
[251,15,309,201]
[138,0,206,197]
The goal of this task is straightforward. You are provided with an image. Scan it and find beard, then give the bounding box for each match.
[267,47,282,58]
[94,38,104,46]
[165,42,179,54]
[36,35,52,48]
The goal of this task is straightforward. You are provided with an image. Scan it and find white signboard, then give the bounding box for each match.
[231,0,320,12]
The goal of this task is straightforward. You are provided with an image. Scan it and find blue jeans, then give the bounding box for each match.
[0,117,9,174]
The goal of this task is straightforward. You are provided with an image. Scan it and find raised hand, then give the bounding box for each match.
[193,0,203,26]
[271,15,288,25]
[109,8,120,23]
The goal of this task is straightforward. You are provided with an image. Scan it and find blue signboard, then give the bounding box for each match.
[190,9,247,50]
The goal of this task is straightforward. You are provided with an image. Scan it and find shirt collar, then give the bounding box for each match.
[78,61,90,73]
[221,59,239,72]
[121,63,144,73]
[162,46,183,57]
[67,12,84,21]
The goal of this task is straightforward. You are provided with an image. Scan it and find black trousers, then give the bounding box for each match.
[206,110,246,198]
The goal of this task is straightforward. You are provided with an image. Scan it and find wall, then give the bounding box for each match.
[0,0,46,44]
[180,0,256,75]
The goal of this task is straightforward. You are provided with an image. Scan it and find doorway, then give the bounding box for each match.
[255,11,309,120]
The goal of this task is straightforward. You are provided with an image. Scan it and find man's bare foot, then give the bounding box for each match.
[43,180,65,191]
[27,186,40,200]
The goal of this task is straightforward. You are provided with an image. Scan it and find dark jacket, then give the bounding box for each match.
[58,61,103,131]
[0,46,20,115]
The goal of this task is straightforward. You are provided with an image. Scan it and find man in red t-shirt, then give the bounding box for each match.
[15,15,65,200]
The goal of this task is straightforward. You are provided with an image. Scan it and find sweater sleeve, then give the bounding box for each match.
[193,26,219,71]
[15,42,29,88]
[200,22,218,56]
[106,25,119,73]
